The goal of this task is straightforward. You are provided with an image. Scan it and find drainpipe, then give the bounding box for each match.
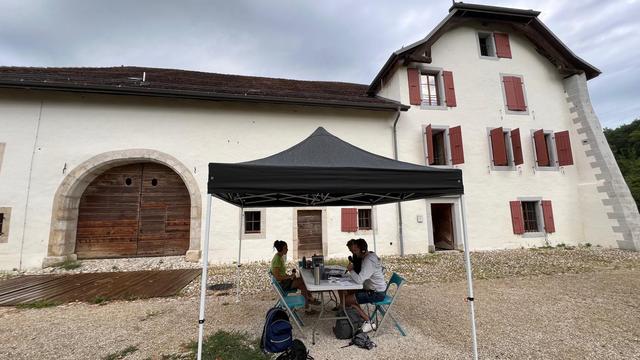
[392,107,405,257]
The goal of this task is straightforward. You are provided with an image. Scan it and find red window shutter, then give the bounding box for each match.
[407,68,421,105]
[503,76,526,111]
[442,70,457,107]
[426,125,434,165]
[341,208,358,232]
[554,130,574,166]
[510,128,524,165]
[541,200,555,233]
[534,129,550,166]
[449,126,464,165]
[513,77,527,111]
[494,33,512,58]
[510,201,525,234]
[490,127,508,166]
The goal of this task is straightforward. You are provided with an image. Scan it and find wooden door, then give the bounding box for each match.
[432,203,455,251]
[76,163,190,259]
[297,210,322,258]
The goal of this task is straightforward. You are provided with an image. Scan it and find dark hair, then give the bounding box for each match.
[273,240,287,252]
[355,238,368,254]
[346,239,356,247]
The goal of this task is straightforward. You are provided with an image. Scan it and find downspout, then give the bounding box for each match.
[392,107,405,256]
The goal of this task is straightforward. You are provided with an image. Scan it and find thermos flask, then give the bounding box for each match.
[313,264,321,285]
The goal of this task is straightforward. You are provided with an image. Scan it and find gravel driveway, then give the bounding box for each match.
[1,248,639,359]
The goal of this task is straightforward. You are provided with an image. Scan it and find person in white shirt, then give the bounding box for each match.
[344,238,386,332]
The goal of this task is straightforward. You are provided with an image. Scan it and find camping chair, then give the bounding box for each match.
[269,273,306,333]
[368,272,407,337]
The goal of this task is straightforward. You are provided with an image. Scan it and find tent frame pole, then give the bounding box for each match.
[197,194,213,360]
[371,205,377,253]
[236,207,244,303]
[460,195,478,360]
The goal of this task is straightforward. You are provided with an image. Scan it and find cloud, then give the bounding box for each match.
[0,0,637,127]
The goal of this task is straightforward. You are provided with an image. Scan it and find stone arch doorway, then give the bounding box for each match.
[76,162,191,259]
[44,149,202,267]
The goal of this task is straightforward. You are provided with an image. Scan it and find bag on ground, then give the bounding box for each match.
[275,339,314,360]
[333,307,365,339]
[340,332,377,350]
[261,307,293,353]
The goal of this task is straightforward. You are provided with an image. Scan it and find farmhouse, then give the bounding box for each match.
[0,3,638,270]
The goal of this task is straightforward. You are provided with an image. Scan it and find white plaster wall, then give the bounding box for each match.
[380,23,598,250]
[0,90,398,269]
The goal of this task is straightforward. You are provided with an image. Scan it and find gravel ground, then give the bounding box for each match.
[1,248,639,359]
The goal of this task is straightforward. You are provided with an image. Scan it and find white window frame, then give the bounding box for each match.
[416,65,447,110]
[499,73,530,115]
[476,31,498,59]
[241,208,266,240]
[0,207,11,243]
[531,129,559,171]
[487,127,517,171]
[517,197,545,238]
[422,124,453,168]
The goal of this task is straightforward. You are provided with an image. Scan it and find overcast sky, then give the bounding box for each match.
[0,0,638,128]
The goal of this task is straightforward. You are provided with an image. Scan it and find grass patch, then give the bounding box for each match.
[102,345,138,360]
[16,299,60,309]
[57,260,82,270]
[185,330,268,360]
[141,309,162,321]
[91,295,109,305]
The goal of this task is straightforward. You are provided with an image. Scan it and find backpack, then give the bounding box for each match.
[333,307,365,339]
[260,307,293,353]
[275,339,314,360]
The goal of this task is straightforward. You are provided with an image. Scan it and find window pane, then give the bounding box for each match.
[358,209,371,229]
[521,202,539,232]
[244,211,261,233]
[420,73,439,106]
[479,37,489,56]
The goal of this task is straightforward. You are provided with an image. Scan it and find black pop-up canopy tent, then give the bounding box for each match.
[197,127,478,359]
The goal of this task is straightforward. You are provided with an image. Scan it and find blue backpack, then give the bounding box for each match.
[260,307,293,354]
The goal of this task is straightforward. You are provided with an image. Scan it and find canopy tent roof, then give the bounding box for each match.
[208,127,463,207]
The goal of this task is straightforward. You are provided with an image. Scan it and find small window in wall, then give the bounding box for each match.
[489,127,523,169]
[424,125,465,166]
[244,211,261,234]
[358,209,372,230]
[420,72,441,106]
[521,202,540,232]
[478,32,496,57]
[0,208,10,243]
[532,129,575,169]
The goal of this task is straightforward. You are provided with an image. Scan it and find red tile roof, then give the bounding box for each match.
[0,66,408,111]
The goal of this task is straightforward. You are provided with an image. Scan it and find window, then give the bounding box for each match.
[244,211,261,233]
[510,200,555,235]
[341,208,373,232]
[521,202,539,232]
[407,68,457,107]
[0,208,10,243]
[478,32,511,58]
[501,75,527,112]
[478,32,496,57]
[488,127,523,169]
[424,125,464,166]
[420,73,441,106]
[358,209,372,230]
[533,129,573,169]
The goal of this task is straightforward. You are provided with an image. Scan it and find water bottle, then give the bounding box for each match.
[313,264,321,285]
[302,256,306,269]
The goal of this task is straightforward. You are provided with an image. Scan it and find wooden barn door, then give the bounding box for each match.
[296,210,322,259]
[76,163,190,259]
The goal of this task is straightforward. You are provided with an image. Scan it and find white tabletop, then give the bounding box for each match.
[299,268,363,292]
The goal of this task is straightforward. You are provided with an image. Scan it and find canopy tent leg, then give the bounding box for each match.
[371,205,377,253]
[197,194,213,360]
[460,195,478,360]
[236,207,244,303]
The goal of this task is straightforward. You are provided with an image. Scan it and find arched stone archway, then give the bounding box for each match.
[43,149,202,267]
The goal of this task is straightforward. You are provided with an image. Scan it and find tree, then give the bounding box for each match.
[604,119,640,208]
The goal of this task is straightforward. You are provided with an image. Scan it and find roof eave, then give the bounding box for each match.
[0,80,410,112]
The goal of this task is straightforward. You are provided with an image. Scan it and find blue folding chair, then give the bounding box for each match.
[269,272,306,333]
[369,272,407,337]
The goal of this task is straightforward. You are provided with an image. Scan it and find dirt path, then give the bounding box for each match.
[1,268,638,359]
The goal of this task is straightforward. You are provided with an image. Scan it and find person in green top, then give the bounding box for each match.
[271,240,319,312]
